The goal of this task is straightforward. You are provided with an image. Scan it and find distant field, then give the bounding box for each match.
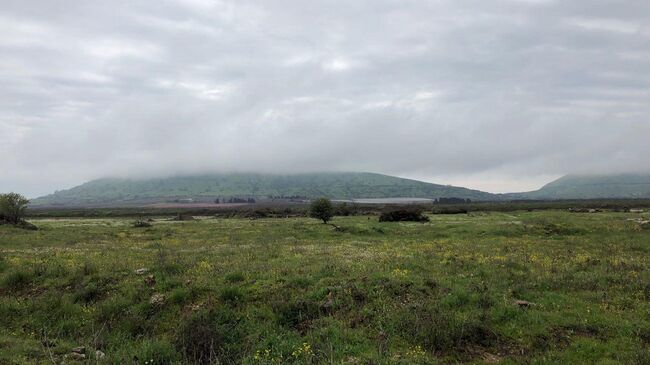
[24,198,650,219]
[1,211,649,364]
[145,203,248,209]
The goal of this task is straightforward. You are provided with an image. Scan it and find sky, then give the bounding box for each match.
[1,0,649,198]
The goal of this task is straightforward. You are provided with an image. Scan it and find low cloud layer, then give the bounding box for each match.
[2,0,649,197]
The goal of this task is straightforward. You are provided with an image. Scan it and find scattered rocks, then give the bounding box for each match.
[135,268,149,275]
[481,352,501,364]
[626,218,650,230]
[150,293,166,306]
[63,346,87,361]
[133,220,152,228]
[66,352,86,361]
[189,302,204,311]
[62,346,105,362]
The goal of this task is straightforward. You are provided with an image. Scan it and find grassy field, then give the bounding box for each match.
[1,211,649,364]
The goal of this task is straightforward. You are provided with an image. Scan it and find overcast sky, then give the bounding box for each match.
[2,0,649,197]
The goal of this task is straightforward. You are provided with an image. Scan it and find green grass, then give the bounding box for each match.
[0,211,648,364]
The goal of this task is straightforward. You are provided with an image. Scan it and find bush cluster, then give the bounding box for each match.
[0,193,35,229]
[431,207,468,214]
[378,209,430,222]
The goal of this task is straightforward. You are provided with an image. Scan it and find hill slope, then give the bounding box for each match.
[32,172,496,206]
[511,173,650,200]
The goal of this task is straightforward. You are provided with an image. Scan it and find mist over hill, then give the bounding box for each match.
[31,172,496,206]
[30,172,650,207]
[508,174,650,200]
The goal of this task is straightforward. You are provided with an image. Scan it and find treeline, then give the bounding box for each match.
[269,195,308,201]
[24,198,650,219]
[216,197,256,204]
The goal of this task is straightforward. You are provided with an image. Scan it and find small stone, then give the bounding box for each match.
[95,350,105,359]
[144,275,156,286]
[68,352,86,360]
[514,299,535,308]
[71,346,85,354]
[150,293,165,306]
[135,268,148,275]
[322,291,334,311]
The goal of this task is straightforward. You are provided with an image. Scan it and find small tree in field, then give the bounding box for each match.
[309,198,334,224]
[0,193,30,225]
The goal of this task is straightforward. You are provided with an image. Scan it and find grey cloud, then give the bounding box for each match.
[1,0,649,197]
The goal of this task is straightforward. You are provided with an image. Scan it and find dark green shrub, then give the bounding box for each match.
[309,198,334,224]
[176,311,222,364]
[335,202,358,216]
[96,296,132,323]
[379,209,429,222]
[2,270,33,291]
[633,348,650,365]
[219,286,246,305]
[169,287,193,305]
[224,272,245,283]
[175,309,245,364]
[274,299,322,329]
[136,340,182,365]
[396,303,496,352]
[16,221,38,230]
[73,283,103,303]
[431,207,468,214]
[0,193,29,225]
[243,209,269,219]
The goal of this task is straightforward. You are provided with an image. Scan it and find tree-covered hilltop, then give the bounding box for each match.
[31,172,496,206]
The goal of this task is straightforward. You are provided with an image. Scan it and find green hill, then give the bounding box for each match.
[511,173,650,200]
[32,172,496,206]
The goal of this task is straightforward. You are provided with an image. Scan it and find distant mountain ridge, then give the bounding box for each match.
[31,172,650,207]
[32,172,496,206]
[508,173,650,200]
